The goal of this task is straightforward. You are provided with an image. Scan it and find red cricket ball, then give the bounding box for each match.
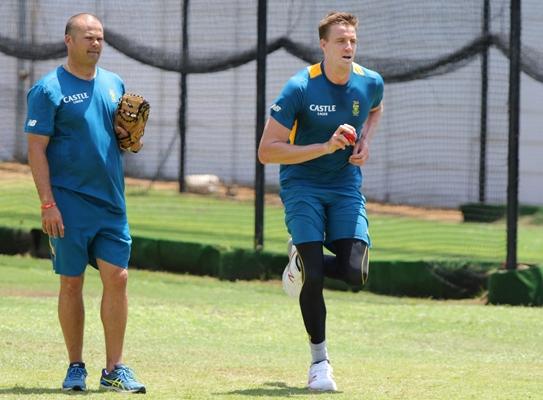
[342,131,357,145]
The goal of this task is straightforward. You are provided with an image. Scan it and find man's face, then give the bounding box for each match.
[65,17,104,66]
[320,23,357,68]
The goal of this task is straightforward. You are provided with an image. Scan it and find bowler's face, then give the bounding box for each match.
[320,23,357,68]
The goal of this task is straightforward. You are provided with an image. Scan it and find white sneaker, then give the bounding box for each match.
[307,360,337,392]
[282,238,303,298]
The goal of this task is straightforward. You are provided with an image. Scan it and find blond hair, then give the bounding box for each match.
[318,12,358,40]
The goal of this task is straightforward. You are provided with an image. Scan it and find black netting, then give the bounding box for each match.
[2,30,543,82]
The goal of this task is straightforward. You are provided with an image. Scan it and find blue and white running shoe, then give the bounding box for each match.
[100,364,146,393]
[62,362,87,391]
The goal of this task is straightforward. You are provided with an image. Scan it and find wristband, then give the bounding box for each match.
[41,202,57,210]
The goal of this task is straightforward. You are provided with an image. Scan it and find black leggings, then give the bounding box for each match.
[297,239,368,344]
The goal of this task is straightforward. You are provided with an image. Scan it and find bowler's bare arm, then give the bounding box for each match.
[258,117,356,165]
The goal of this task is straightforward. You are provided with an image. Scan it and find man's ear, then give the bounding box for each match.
[319,38,327,51]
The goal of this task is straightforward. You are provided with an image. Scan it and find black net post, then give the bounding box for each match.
[506,0,521,270]
[15,0,27,162]
[254,0,267,251]
[479,0,490,203]
[178,0,189,192]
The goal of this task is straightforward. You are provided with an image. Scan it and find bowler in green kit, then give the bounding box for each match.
[258,11,383,392]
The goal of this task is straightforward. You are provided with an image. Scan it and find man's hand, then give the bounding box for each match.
[349,138,369,166]
[41,206,65,238]
[115,124,129,140]
[325,124,357,154]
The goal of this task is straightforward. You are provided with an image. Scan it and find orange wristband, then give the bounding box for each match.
[41,202,57,210]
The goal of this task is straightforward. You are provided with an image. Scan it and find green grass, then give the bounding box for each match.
[1,172,542,263]
[0,254,542,399]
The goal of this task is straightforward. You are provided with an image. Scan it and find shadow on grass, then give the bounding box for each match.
[0,386,101,395]
[217,381,341,397]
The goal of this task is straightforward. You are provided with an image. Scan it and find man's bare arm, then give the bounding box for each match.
[258,117,355,165]
[27,133,64,237]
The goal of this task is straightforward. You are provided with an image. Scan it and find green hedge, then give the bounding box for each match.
[1,226,534,301]
[460,203,540,223]
[0,227,32,255]
[365,261,490,299]
[488,265,543,306]
[130,237,223,276]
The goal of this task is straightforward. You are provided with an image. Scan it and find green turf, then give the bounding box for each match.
[0,254,542,399]
[1,176,542,263]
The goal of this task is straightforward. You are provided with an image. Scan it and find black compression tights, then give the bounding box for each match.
[297,239,368,344]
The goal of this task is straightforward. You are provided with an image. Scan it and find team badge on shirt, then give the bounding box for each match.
[352,100,360,116]
[109,89,118,103]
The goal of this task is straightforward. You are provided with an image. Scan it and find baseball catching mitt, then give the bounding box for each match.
[114,93,150,153]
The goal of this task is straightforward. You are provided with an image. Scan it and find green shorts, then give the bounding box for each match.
[49,188,131,277]
[280,184,370,248]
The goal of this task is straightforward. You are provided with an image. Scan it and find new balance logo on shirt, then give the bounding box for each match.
[270,103,282,112]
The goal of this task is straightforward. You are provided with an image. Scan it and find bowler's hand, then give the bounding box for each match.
[349,138,369,166]
[42,207,65,238]
[325,124,356,154]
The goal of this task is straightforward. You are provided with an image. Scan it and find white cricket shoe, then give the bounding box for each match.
[307,360,337,392]
[281,238,303,298]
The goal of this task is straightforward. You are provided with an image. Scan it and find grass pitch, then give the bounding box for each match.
[1,254,542,399]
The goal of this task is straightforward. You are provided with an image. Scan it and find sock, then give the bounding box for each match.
[310,340,328,364]
[69,362,85,368]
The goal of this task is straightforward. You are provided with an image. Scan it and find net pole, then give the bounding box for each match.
[479,0,490,203]
[506,0,521,270]
[254,0,267,251]
[15,0,27,162]
[178,0,189,192]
